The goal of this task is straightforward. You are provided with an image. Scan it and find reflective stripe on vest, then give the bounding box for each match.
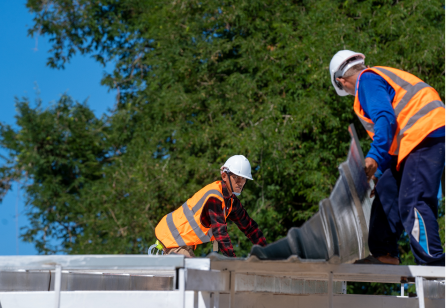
[354,66,445,169]
[166,212,186,247]
[394,100,444,154]
[374,67,432,117]
[155,182,231,248]
[357,116,375,134]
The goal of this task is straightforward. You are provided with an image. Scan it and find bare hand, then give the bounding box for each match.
[364,157,378,181]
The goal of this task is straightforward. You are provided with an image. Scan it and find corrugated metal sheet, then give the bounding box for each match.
[423,280,445,299]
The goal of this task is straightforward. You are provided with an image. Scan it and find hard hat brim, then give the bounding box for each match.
[230,171,253,181]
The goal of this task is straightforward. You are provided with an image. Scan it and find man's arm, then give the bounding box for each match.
[205,197,236,257]
[358,72,397,176]
[228,198,267,247]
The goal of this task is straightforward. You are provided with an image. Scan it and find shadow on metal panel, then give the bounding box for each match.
[248,124,374,263]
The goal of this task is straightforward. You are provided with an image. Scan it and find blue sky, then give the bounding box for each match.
[0,1,116,255]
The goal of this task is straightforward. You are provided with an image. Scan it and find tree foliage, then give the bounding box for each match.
[1,0,444,275]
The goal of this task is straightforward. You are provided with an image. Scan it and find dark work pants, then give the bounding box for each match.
[368,137,445,265]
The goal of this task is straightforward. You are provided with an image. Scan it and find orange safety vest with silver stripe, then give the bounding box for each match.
[354,66,445,170]
[155,181,233,249]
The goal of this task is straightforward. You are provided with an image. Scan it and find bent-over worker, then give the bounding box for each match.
[155,155,267,257]
[330,50,445,266]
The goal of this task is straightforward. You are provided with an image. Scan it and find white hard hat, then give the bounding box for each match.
[221,155,253,180]
[329,50,365,96]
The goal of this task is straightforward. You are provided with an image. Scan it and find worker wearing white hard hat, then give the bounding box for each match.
[329,50,445,266]
[154,155,267,258]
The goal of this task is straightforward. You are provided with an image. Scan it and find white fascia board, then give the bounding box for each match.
[0,255,184,271]
[185,258,211,270]
[0,291,443,308]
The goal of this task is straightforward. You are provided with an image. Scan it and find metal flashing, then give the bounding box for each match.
[0,255,184,270]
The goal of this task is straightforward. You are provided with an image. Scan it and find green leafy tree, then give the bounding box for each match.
[0,0,443,282]
[0,97,117,253]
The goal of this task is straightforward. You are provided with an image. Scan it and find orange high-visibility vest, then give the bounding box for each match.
[354,66,445,170]
[155,181,233,249]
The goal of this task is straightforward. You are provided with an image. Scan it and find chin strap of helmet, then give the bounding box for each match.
[225,171,236,195]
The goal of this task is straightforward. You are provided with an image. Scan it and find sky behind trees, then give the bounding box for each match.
[0,0,443,266]
[0,1,115,255]
[0,0,442,296]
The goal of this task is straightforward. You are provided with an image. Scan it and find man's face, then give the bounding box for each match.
[222,172,246,194]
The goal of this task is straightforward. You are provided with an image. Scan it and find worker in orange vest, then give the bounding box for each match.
[155,155,267,257]
[330,50,445,266]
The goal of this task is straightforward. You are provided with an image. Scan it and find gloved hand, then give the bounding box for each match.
[155,240,164,251]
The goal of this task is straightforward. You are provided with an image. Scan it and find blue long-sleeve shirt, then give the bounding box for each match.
[355,71,445,176]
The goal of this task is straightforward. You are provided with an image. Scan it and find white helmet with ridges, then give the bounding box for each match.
[221,155,253,180]
[329,50,365,96]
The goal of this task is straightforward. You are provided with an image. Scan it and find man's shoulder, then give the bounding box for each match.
[361,70,384,81]
[202,180,222,189]
[358,70,390,90]
[196,181,223,196]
